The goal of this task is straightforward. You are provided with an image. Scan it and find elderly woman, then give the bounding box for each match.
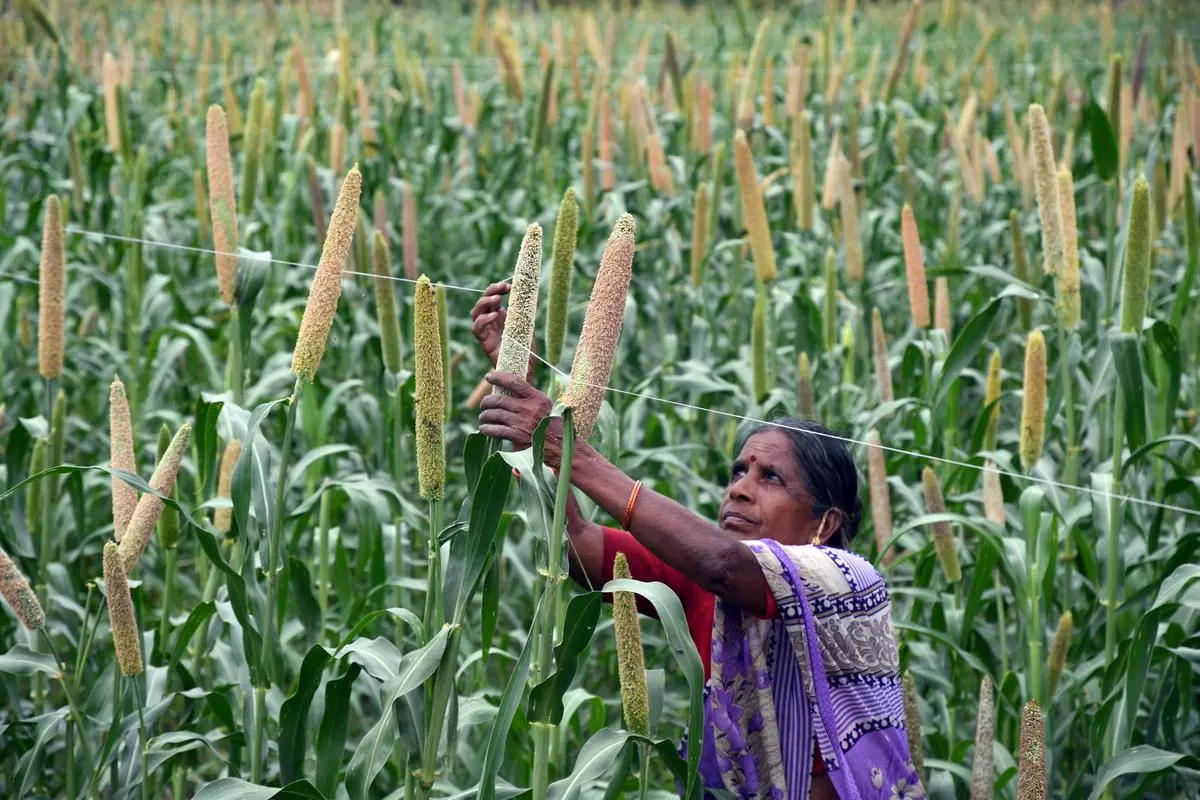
[471,286,924,800]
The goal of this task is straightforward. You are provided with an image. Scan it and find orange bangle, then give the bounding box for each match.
[622,481,643,530]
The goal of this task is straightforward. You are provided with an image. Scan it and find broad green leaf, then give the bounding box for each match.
[934,297,1003,406]
[194,777,328,800]
[315,663,362,797]
[1085,100,1119,182]
[547,727,631,800]
[169,601,216,674]
[1087,746,1192,800]
[15,709,69,799]
[345,626,450,800]
[278,645,332,784]
[528,592,602,724]
[443,452,513,625]
[1111,332,1149,451]
[0,645,60,677]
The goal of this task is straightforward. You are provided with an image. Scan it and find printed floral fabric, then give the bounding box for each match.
[700,541,925,800]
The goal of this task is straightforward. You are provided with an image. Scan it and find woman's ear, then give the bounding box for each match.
[822,507,846,542]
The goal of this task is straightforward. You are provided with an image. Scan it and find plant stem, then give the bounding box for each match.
[532,411,576,800]
[422,500,444,644]
[1023,488,1045,710]
[258,377,305,780]
[159,547,178,655]
[318,489,332,643]
[637,745,651,800]
[251,686,267,783]
[1103,390,1126,764]
[228,307,244,406]
[994,570,1008,675]
[135,678,150,800]
[1058,326,1078,611]
[1106,182,1118,322]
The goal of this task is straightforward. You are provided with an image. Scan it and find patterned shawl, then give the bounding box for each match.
[696,540,925,800]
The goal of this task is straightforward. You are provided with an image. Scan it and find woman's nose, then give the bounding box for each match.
[728,475,754,502]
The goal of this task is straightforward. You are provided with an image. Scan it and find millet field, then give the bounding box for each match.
[0,0,1198,798]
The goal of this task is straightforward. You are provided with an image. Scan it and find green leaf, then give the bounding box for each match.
[443,452,513,625]
[528,592,602,724]
[315,663,362,797]
[1150,320,1181,436]
[1085,100,1119,182]
[287,557,322,638]
[194,777,328,800]
[278,645,332,785]
[1113,608,1162,754]
[1087,746,1191,800]
[547,727,632,800]
[1111,332,1149,451]
[934,297,1002,406]
[0,645,61,677]
[1151,564,1200,611]
[15,709,69,799]
[345,626,450,800]
[169,601,216,674]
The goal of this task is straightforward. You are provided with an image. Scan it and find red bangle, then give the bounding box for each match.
[622,481,643,530]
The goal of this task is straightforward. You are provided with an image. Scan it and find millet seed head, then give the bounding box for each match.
[560,214,636,439]
[922,467,961,583]
[971,676,996,800]
[214,439,242,535]
[733,129,778,283]
[872,308,893,404]
[611,552,650,737]
[1028,104,1064,277]
[901,204,930,329]
[1047,610,1073,697]
[117,423,192,572]
[1120,176,1152,334]
[372,230,403,376]
[1019,330,1047,471]
[206,104,240,305]
[414,275,446,500]
[0,544,45,631]
[38,195,65,381]
[109,376,137,542]
[546,189,579,365]
[865,429,893,557]
[1016,700,1046,800]
[1056,168,1081,330]
[902,670,924,777]
[495,223,544,384]
[104,541,143,677]
[291,165,362,382]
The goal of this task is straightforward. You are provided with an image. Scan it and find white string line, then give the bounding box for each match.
[64,227,485,295]
[47,227,1200,521]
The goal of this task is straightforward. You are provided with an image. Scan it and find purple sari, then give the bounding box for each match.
[696,540,924,800]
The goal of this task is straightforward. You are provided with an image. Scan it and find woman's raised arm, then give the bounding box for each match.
[480,372,769,614]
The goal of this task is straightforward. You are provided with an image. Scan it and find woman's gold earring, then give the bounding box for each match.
[811,511,829,546]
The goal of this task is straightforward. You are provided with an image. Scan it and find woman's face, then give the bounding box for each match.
[718,430,822,545]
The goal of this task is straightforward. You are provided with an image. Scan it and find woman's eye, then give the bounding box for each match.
[764,471,781,483]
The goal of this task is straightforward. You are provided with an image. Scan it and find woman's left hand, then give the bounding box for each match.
[479,372,563,466]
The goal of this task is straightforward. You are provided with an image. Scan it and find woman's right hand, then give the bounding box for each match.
[479,372,562,467]
[469,281,512,366]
